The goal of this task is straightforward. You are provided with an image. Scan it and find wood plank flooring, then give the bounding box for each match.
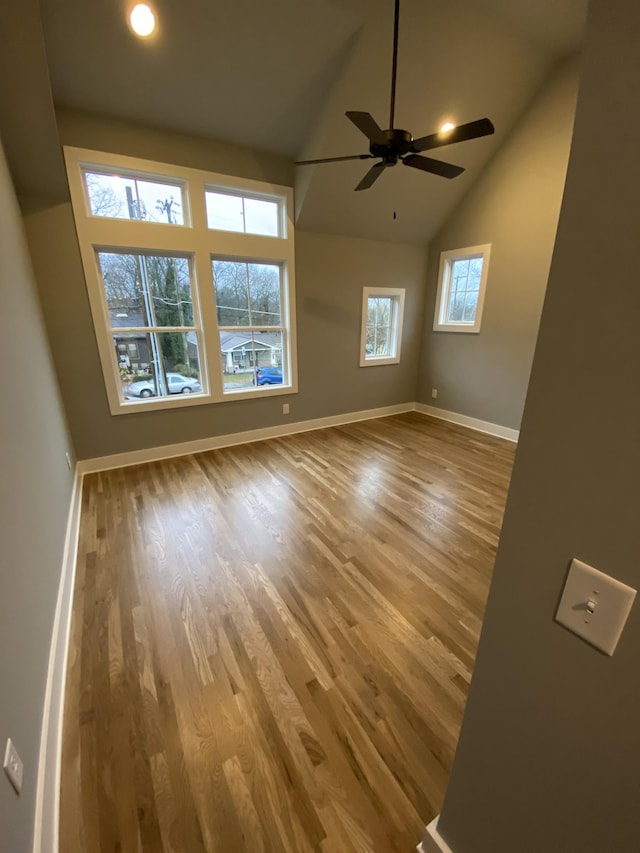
[60,412,515,852]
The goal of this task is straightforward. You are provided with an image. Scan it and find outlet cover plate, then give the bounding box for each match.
[3,738,23,795]
[555,558,637,655]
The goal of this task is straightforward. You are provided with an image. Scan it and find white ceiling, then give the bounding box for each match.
[39,0,587,244]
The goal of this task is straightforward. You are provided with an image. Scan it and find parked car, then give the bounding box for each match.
[128,373,202,398]
[255,367,283,386]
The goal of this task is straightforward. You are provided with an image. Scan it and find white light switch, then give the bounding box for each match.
[3,738,23,795]
[555,558,636,655]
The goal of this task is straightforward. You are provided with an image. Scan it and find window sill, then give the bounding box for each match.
[111,383,297,414]
[219,383,297,402]
[360,356,401,367]
[433,323,481,334]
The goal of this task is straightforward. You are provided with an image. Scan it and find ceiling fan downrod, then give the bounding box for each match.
[389,0,400,130]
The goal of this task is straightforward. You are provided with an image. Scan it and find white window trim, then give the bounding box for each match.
[359,286,405,367]
[64,146,297,415]
[433,243,491,333]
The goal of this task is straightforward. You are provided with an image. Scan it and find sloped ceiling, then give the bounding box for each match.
[38,0,586,244]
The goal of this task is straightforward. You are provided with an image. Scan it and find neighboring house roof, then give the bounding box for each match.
[111,323,281,354]
[220,331,282,353]
[109,306,146,329]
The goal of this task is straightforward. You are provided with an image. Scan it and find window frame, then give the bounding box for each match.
[433,244,491,334]
[359,286,405,367]
[64,147,297,415]
[212,258,289,396]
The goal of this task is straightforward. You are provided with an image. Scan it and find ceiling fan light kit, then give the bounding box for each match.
[295,0,495,191]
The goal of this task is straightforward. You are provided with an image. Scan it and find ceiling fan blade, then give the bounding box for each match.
[403,154,464,179]
[295,154,374,165]
[355,162,387,191]
[410,118,495,153]
[345,111,387,146]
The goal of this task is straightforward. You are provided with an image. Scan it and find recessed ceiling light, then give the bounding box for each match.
[129,4,156,38]
[439,121,456,134]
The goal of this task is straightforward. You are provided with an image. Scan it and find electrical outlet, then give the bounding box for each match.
[65,452,72,470]
[3,739,23,795]
[282,403,290,415]
[431,388,438,399]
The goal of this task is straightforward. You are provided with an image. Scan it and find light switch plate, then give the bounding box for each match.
[3,738,23,795]
[556,558,637,655]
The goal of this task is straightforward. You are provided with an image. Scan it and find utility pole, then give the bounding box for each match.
[126,185,167,396]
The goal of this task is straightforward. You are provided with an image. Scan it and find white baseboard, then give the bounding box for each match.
[415,403,519,443]
[33,471,84,853]
[417,817,455,853]
[77,403,415,473]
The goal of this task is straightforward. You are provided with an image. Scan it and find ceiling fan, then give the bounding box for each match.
[295,0,495,191]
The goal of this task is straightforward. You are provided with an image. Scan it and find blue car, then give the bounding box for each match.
[256,367,283,385]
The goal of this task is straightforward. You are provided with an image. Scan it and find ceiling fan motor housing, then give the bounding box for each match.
[371,128,412,163]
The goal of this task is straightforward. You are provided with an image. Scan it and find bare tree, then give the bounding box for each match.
[213,260,280,326]
[85,174,123,217]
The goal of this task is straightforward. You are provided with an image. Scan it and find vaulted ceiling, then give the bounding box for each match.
[30,0,587,243]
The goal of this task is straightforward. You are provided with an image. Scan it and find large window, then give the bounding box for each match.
[433,244,491,333]
[65,148,297,413]
[359,287,405,366]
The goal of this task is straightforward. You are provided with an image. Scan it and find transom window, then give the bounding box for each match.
[205,189,281,237]
[64,147,297,414]
[84,170,186,224]
[359,287,405,366]
[433,244,491,333]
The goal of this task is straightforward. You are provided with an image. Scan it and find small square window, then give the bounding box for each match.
[433,244,491,333]
[360,287,405,366]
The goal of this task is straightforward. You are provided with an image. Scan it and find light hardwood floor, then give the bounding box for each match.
[60,412,515,852]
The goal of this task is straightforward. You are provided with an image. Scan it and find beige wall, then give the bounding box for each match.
[24,119,428,459]
[0,139,75,852]
[56,108,294,187]
[435,2,640,850]
[416,58,579,430]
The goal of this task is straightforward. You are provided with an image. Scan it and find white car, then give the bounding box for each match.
[128,372,202,398]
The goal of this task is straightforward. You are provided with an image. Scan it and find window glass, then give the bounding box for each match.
[98,252,194,327]
[360,288,405,366]
[116,332,201,401]
[447,258,483,323]
[206,190,280,237]
[84,171,185,224]
[212,261,282,327]
[219,330,284,393]
[434,245,490,333]
[366,297,392,357]
[213,259,285,393]
[244,198,279,237]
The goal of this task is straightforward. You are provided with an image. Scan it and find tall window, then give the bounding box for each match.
[360,287,405,366]
[433,244,491,333]
[64,147,297,413]
[99,252,200,399]
[213,260,286,393]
